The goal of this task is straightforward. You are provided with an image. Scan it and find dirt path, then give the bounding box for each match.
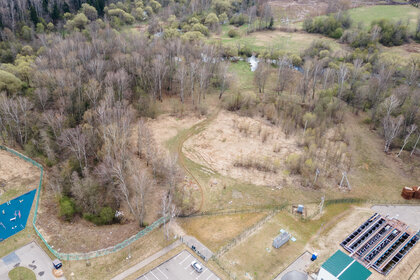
[175,110,220,213]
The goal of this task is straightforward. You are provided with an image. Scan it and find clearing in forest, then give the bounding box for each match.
[347,5,420,31]
[183,111,302,187]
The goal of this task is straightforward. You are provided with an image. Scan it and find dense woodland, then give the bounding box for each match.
[0,0,419,227]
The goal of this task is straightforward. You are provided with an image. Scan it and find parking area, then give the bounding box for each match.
[371,205,420,231]
[137,250,220,280]
[0,241,65,280]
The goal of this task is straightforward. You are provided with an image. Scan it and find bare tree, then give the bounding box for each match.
[299,61,311,102]
[276,56,291,93]
[152,55,168,101]
[254,62,270,94]
[397,124,417,157]
[411,133,420,157]
[383,116,404,153]
[132,169,152,226]
[176,61,187,103]
[60,127,88,170]
[219,62,229,99]
[34,87,49,111]
[337,63,349,99]
[311,58,323,99]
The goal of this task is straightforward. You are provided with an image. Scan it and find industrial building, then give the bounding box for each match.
[317,250,371,280]
[340,213,419,275]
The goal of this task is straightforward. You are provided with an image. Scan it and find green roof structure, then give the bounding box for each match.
[321,250,372,280]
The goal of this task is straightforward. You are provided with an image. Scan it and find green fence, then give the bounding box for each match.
[0,145,167,261]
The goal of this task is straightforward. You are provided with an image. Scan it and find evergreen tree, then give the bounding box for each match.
[51,2,60,22]
[42,0,49,13]
[29,6,39,25]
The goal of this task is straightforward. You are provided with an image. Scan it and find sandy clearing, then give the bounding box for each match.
[183,111,302,187]
[0,149,40,204]
[147,114,203,151]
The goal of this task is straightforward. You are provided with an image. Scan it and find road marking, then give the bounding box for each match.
[190,269,195,275]
[196,268,207,279]
[179,254,190,265]
[150,271,159,280]
[184,261,192,269]
[205,274,213,280]
[157,268,168,279]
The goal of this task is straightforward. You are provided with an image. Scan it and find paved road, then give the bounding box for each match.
[371,205,420,231]
[111,240,182,280]
[137,250,220,280]
[0,241,64,280]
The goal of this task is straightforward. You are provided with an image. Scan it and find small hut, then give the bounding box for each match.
[273,232,290,249]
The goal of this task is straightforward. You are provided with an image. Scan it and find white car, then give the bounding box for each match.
[191,260,203,273]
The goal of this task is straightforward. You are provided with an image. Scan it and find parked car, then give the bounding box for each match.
[191,260,203,273]
[52,259,62,269]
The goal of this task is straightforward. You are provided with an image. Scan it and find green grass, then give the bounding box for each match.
[8,267,36,280]
[347,5,420,32]
[228,61,254,89]
[214,24,341,54]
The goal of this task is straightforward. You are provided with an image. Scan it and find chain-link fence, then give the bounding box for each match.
[0,145,167,261]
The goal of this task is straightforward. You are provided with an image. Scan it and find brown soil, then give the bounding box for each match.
[183,111,302,187]
[0,149,40,204]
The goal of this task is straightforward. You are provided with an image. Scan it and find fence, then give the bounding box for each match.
[0,145,167,261]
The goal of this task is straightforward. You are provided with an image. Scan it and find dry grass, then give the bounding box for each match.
[183,111,302,187]
[0,149,40,205]
[62,228,174,280]
[177,213,266,252]
[219,203,352,280]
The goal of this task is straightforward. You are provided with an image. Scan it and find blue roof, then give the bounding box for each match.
[322,250,371,280]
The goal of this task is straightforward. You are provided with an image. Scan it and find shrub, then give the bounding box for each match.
[371,19,409,46]
[286,153,302,174]
[99,207,115,224]
[59,196,76,221]
[304,13,351,39]
[227,28,239,38]
[83,207,115,225]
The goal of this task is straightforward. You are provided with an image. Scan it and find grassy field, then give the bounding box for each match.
[347,5,420,31]
[219,203,353,280]
[178,213,267,252]
[8,267,36,280]
[214,25,341,54]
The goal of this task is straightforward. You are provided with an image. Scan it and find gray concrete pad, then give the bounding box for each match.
[273,251,311,280]
[0,241,65,280]
[181,236,213,261]
[371,205,420,231]
[137,250,220,280]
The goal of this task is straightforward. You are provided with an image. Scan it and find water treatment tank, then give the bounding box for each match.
[281,270,308,280]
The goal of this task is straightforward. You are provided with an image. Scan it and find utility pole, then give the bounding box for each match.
[319,196,325,214]
[339,171,351,190]
[313,168,320,187]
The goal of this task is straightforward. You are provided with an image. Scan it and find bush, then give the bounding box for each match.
[371,19,409,47]
[286,153,302,174]
[304,13,351,39]
[230,14,247,26]
[83,207,115,225]
[59,196,76,221]
[227,28,239,38]
[99,207,115,224]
